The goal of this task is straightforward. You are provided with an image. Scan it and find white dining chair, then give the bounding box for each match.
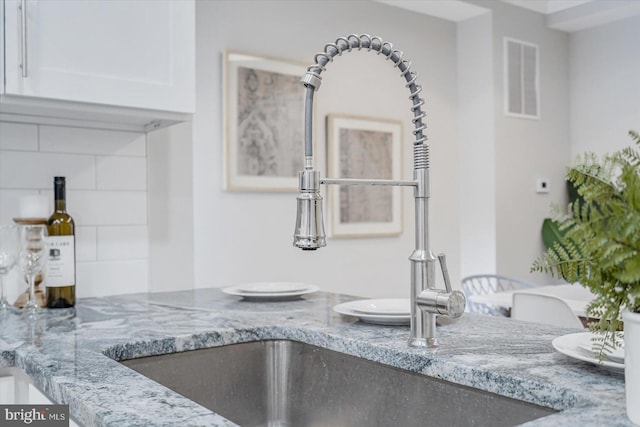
[461,274,539,317]
[511,293,585,328]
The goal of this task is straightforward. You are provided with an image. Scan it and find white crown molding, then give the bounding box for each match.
[547,0,640,32]
[372,0,489,22]
[501,0,594,14]
[375,0,640,33]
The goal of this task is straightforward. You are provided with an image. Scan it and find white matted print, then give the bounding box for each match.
[223,51,307,191]
[327,114,403,237]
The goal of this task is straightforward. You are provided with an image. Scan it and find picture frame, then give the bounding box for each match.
[327,114,403,237]
[223,51,308,191]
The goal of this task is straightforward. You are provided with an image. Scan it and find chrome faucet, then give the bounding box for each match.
[293,34,465,347]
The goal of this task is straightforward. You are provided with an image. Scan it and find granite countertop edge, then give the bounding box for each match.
[0,289,631,426]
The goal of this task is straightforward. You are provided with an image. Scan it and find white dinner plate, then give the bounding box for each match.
[222,282,319,301]
[575,332,625,364]
[233,282,311,294]
[333,299,410,325]
[350,298,410,316]
[552,332,624,372]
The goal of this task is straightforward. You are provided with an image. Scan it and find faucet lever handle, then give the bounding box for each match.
[416,289,466,318]
[437,253,452,293]
[417,253,466,318]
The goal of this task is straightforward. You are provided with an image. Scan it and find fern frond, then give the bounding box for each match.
[589,329,624,363]
[617,254,640,283]
[532,130,640,332]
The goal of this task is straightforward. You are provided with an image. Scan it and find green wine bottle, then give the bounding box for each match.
[46,176,76,308]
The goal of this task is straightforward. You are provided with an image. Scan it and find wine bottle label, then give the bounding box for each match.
[45,235,76,287]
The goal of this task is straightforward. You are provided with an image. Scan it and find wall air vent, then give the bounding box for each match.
[504,38,539,119]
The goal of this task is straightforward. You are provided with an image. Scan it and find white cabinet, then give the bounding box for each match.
[0,368,80,426]
[0,371,16,403]
[0,0,195,131]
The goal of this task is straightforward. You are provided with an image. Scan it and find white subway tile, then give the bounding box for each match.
[0,122,38,151]
[40,126,146,157]
[0,151,95,190]
[0,189,42,225]
[97,225,148,261]
[2,126,151,298]
[96,156,147,191]
[1,195,96,258]
[68,190,147,226]
[76,226,97,262]
[76,260,148,298]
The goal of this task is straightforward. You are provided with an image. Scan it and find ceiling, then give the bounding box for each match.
[372,0,640,32]
[501,0,594,14]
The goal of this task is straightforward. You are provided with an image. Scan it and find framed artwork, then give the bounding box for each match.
[223,51,308,191]
[327,114,403,237]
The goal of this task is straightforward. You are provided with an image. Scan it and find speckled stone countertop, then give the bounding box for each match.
[0,289,631,426]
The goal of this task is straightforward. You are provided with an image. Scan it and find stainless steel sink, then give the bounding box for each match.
[121,340,556,427]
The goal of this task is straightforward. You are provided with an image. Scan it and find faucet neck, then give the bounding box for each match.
[300,34,429,167]
[295,35,465,348]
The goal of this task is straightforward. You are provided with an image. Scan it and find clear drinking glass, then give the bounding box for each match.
[0,225,19,314]
[19,225,48,317]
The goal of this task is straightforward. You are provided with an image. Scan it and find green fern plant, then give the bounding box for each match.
[532,130,640,357]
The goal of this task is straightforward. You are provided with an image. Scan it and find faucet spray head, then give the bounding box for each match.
[293,170,326,250]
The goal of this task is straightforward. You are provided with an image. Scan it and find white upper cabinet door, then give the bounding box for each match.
[3,0,195,113]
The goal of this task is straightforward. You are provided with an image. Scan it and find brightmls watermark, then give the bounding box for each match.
[1,405,69,426]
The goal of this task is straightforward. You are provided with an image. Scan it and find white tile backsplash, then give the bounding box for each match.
[76,226,97,262]
[0,189,42,224]
[70,190,148,226]
[40,126,146,156]
[0,120,149,296]
[0,122,38,151]
[77,260,148,298]
[96,156,147,191]
[97,226,148,260]
[0,151,96,190]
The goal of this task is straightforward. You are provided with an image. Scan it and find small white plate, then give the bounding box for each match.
[333,299,410,325]
[552,332,624,372]
[350,298,410,316]
[222,282,319,301]
[575,332,625,363]
[234,282,311,294]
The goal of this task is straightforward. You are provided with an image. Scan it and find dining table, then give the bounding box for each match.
[469,283,596,318]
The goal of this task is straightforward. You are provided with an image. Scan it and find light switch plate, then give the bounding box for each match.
[536,179,550,193]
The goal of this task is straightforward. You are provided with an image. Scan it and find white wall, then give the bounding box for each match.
[193,0,460,298]
[569,15,640,156]
[457,12,497,279]
[189,0,637,294]
[0,122,149,302]
[479,1,572,285]
[147,122,195,293]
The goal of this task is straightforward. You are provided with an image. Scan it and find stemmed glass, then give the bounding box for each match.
[19,225,48,317]
[0,225,19,314]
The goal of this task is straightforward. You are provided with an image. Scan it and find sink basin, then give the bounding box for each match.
[121,340,556,427]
